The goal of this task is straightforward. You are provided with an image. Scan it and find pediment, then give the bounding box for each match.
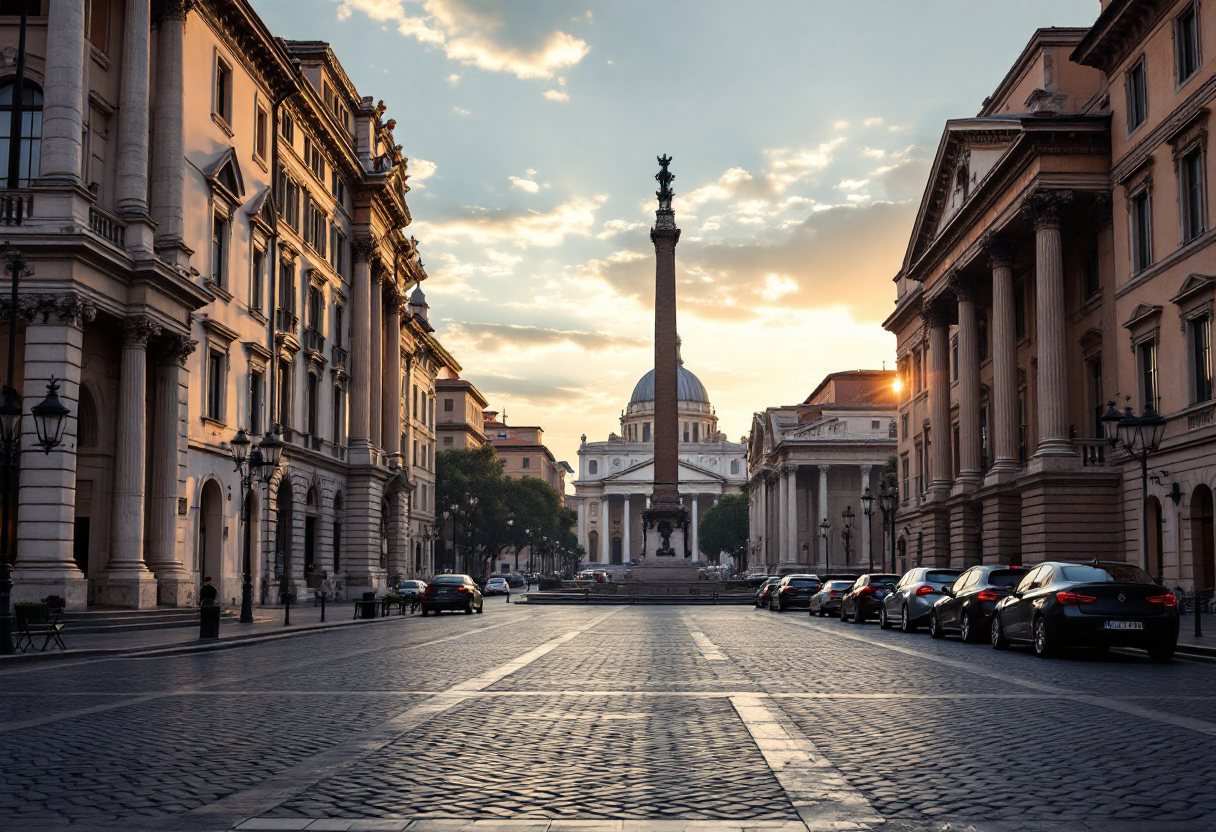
[202,147,245,204]
[600,457,728,484]
[244,185,276,233]
[1122,303,1163,330]
[1170,273,1214,306]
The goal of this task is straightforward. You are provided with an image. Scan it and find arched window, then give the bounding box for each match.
[78,385,98,448]
[588,460,598,475]
[0,81,43,186]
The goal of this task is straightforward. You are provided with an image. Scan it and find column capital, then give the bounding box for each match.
[818,464,831,474]
[947,270,981,303]
[2,293,98,328]
[920,294,954,329]
[154,332,198,366]
[1019,189,1073,231]
[122,316,162,349]
[383,284,405,313]
[982,233,1016,269]
[370,257,387,285]
[351,235,377,263]
[151,0,194,24]
[860,463,873,475]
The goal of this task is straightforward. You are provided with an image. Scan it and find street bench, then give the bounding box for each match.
[14,601,66,652]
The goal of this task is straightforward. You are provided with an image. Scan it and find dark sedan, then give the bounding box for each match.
[991,561,1179,661]
[841,574,901,623]
[420,574,484,615]
[769,574,821,612]
[755,577,782,608]
[929,565,1025,642]
[809,580,855,617]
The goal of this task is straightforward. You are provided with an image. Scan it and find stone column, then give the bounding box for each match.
[116,0,152,217]
[149,0,189,264]
[577,499,586,553]
[369,261,384,452]
[1022,190,1077,464]
[147,334,196,606]
[755,476,766,566]
[860,464,872,569]
[383,286,402,460]
[785,466,797,564]
[690,495,698,561]
[951,273,982,492]
[818,465,830,565]
[622,495,631,564]
[986,239,1019,481]
[96,316,161,609]
[348,238,373,464]
[924,297,954,497]
[37,0,87,182]
[11,295,95,610]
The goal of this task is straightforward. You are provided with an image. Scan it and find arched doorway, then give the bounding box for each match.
[199,480,224,596]
[587,531,599,563]
[1147,496,1163,579]
[1192,486,1215,591]
[275,481,293,598]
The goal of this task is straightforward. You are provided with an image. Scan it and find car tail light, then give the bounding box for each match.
[1056,591,1096,604]
[976,590,1000,602]
[914,585,935,596]
[456,586,470,594]
[829,591,841,598]
[779,586,792,594]
[1148,594,1178,607]
[858,586,875,596]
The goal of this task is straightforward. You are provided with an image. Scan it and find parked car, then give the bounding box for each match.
[769,574,822,612]
[809,579,856,617]
[880,568,964,632]
[755,577,783,608]
[929,565,1025,642]
[990,561,1179,661]
[841,574,901,623]
[420,574,484,615]
[506,574,527,589]
[396,580,427,602]
[483,577,510,596]
[737,574,772,589]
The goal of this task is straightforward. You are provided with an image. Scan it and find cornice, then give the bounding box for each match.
[1072,0,1172,75]
[1111,75,1216,185]
[195,0,298,101]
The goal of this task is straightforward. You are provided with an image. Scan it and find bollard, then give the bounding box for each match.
[320,592,326,622]
[283,593,292,627]
[1197,591,1204,639]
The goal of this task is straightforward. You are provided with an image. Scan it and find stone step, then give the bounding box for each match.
[61,607,237,634]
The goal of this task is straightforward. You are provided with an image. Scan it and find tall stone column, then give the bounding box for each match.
[924,298,954,497]
[1022,190,1077,464]
[149,0,189,264]
[755,476,766,566]
[11,295,95,610]
[97,316,161,609]
[37,0,87,182]
[818,465,830,565]
[577,499,586,553]
[622,495,631,563]
[860,464,872,569]
[383,286,402,460]
[369,261,384,452]
[690,495,698,561]
[116,0,152,218]
[348,238,374,464]
[951,273,982,492]
[986,239,1019,481]
[148,334,196,606]
[784,466,797,564]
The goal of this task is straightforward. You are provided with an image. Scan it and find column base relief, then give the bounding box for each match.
[155,573,197,607]
[950,474,983,497]
[1027,443,1080,475]
[10,569,88,611]
[93,570,160,610]
[983,463,1022,488]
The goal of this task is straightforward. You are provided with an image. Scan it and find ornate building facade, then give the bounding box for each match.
[0,0,457,610]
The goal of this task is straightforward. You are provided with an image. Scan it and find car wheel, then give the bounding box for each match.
[959,608,979,644]
[475,604,484,614]
[929,610,944,639]
[1148,642,1175,663]
[465,603,474,615]
[1032,617,1055,658]
[991,614,1010,650]
[899,605,916,633]
[879,606,891,629]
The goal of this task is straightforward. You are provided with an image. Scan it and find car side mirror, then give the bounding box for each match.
[1011,590,1023,599]
[1003,585,1015,593]
[942,587,954,597]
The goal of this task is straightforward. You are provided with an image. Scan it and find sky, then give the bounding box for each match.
[250,0,1101,484]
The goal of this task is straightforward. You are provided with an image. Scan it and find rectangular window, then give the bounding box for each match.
[332,385,344,445]
[278,258,296,315]
[210,211,228,287]
[277,167,300,231]
[901,456,909,502]
[1193,316,1213,403]
[277,358,292,428]
[250,246,265,312]
[206,351,224,421]
[87,0,109,51]
[249,371,263,435]
[304,137,325,181]
[443,398,454,412]
[1013,280,1027,340]
[692,422,700,443]
[1139,339,1160,413]
[1177,4,1201,83]
[254,105,268,161]
[900,412,908,440]
[305,202,327,256]
[1126,57,1148,133]
[213,57,232,124]
[306,373,318,436]
[1082,252,1101,300]
[1181,148,1205,243]
[280,112,294,144]
[307,287,322,332]
[642,422,651,442]
[443,436,453,446]
[333,229,348,279]
[1130,188,1153,274]
[331,170,346,205]
[1088,357,1104,437]
[333,305,344,347]
[522,457,531,469]
[682,422,690,442]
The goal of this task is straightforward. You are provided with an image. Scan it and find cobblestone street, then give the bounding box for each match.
[4,604,1216,832]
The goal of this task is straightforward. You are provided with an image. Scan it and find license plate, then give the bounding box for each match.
[1103,620,1144,630]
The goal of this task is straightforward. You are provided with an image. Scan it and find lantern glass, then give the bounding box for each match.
[230,429,251,466]
[1141,408,1167,451]
[31,377,70,453]
[860,487,874,516]
[257,431,283,479]
[1118,415,1139,454]
[1100,401,1123,446]
[842,505,855,529]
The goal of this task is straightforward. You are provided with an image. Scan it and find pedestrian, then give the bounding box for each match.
[200,576,218,607]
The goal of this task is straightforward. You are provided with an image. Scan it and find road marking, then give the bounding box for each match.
[775,615,1216,738]
[683,616,728,661]
[208,608,623,829]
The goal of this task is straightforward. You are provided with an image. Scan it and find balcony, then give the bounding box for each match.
[1075,437,1108,467]
[275,308,298,334]
[331,343,349,372]
[88,205,126,248]
[302,327,326,354]
[0,190,32,226]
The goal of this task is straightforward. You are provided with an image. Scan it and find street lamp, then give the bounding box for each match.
[841,506,855,567]
[876,483,898,573]
[819,518,831,571]
[860,488,875,572]
[229,429,283,624]
[1102,400,1168,582]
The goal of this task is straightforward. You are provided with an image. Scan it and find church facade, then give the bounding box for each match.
[574,361,746,569]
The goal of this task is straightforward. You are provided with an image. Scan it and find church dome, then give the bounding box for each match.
[629,366,709,405]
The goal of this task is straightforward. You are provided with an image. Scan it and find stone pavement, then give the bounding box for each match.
[3,603,1216,832]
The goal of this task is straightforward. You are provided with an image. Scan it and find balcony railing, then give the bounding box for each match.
[1075,438,1108,467]
[302,327,325,353]
[0,190,31,226]
[331,343,349,371]
[275,308,298,334]
[88,205,126,247]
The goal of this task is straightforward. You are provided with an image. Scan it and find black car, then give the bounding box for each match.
[990,561,1179,661]
[769,574,822,611]
[420,574,484,615]
[841,574,901,623]
[929,565,1025,642]
[755,577,782,608]
[809,580,856,617]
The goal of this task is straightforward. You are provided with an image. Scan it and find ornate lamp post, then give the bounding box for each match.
[860,488,875,572]
[876,483,898,573]
[0,250,71,655]
[1102,401,1168,582]
[819,518,831,571]
[841,506,855,567]
[229,429,283,623]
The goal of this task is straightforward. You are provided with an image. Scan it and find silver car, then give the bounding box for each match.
[879,567,964,632]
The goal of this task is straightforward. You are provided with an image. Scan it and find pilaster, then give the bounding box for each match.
[148,334,197,606]
[37,0,87,184]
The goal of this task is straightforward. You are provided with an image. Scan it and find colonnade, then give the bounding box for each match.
[577,492,721,564]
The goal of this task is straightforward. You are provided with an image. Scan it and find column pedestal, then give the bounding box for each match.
[980,489,1022,565]
[947,498,982,569]
[919,505,952,567]
[1018,469,1119,563]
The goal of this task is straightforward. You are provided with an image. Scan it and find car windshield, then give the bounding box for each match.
[868,575,900,584]
[827,581,854,590]
[1060,564,1155,584]
[787,579,817,587]
[432,575,467,586]
[925,570,962,583]
[984,570,1023,588]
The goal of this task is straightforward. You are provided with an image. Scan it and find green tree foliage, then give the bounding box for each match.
[698,493,750,572]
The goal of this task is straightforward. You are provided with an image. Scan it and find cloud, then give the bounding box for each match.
[597,218,645,239]
[836,178,870,191]
[408,157,437,187]
[865,117,884,127]
[453,106,471,116]
[445,74,461,85]
[446,322,645,353]
[333,0,590,80]
[414,195,607,248]
[765,138,847,191]
[509,171,541,193]
[544,89,570,102]
[834,120,850,130]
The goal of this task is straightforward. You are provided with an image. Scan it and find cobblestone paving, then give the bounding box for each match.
[4,603,1216,832]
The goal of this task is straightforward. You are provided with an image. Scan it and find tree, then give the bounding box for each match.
[699,493,750,572]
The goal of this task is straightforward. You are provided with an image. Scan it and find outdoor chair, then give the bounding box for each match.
[14,602,66,652]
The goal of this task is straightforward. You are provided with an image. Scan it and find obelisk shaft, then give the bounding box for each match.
[651,225,680,506]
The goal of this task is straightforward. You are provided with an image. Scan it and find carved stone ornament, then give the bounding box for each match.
[948,270,980,303]
[0,293,97,328]
[982,233,1016,269]
[1019,189,1073,231]
[157,333,199,367]
[151,0,194,24]
[1089,192,1113,229]
[122,317,163,349]
[52,295,99,328]
[382,285,404,313]
[920,294,955,329]
[350,236,377,264]
[370,257,386,284]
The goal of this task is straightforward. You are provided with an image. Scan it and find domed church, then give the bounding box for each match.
[574,347,746,569]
